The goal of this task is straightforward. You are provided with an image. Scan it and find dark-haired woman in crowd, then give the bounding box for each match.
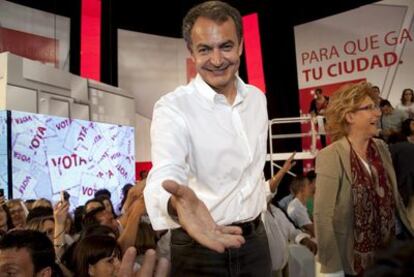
[74,235,122,277]
[396,88,414,118]
[314,82,414,276]
[400,118,414,143]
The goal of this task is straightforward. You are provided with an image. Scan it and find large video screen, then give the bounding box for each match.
[11,111,135,211]
[0,111,8,199]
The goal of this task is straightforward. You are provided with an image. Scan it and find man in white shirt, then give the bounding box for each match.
[144,1,273,276]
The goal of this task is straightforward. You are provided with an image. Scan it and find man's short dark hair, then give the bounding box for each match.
[82,206,106,228]
[379,99,392,108]
[94,188,111,199]
[182,1,243,46]
[0,230,57,274]
[290,175,308,195]
[84,198,105,213]
[26,206,53,222]
[306,170,316,182]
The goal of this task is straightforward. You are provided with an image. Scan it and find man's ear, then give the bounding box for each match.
[88,264,96,276]
[187,44,196,63]
[238,38,244,56]
[37,266,52,277]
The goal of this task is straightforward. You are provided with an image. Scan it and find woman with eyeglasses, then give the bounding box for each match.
[313,82,414,277]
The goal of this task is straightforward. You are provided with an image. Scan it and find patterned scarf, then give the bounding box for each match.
[349,139,395,274]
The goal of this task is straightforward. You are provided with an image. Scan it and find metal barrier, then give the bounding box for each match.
[267,115,323,176]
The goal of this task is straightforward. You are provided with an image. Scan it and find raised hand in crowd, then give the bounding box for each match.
[53,200,69,255]
[269,152,296,193]
[162,180,245,253]
[118,190,146,253]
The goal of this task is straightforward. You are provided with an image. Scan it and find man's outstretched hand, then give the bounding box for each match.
[162,180,245,253]
[118,248,169,277]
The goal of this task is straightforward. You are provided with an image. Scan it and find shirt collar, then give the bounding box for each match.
[193,74,248,106]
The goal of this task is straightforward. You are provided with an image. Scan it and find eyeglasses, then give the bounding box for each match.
[354,104,380,112]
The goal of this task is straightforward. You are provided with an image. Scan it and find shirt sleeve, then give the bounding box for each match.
[143,98,190,230]
[264,177,277,202]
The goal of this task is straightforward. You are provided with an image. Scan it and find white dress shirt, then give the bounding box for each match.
[144,74,269,230]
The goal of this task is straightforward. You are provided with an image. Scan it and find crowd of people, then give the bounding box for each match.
[1,1,414,277]
[0,178,170,277]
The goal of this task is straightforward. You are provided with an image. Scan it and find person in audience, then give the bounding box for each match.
[26,215,55,242]
[0,203,14,235]
[305,170,316,220]
[119,184,133,213]
[371,85,383,102]
[264,203,317,277]
[83,195,145,254]
[287,176,314,237]
[64,213,76,238]
[315,81,414,276]
[96,195,117,217]
[0,229,61,277]
[74,205,85,234]
[82,224,118,239]
[95,189,112,200]
[32,198,53,209]
[388,132,414,227]
[84,198,106,214]
[396,88,414,118]
[6,199,27,228]
[379,99,407,142]
[26,206,53,222]
[400,118,414,143]
[74,235,122,277]
[309,88,329,117]
[53,200,71,259]
[83,206,119,233]
[309,88,329,146]
[364,239,414,277]
[24,199,36,211]
[278,188,295,212]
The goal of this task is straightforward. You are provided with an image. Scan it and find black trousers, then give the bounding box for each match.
[170,220,272,277]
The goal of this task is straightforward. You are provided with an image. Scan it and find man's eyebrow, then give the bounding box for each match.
[195,43,212,49]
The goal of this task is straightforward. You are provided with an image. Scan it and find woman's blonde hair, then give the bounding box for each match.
[32,198,53,209]
[325,81,377,142]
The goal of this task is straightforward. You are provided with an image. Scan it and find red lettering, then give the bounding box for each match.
[301,52,309,65]
[62,156,72,169]
[370,54,382,69]
[302,69,311,82]
[385,28,413,46]
[384,52,398,66]
[357,57,369,71]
